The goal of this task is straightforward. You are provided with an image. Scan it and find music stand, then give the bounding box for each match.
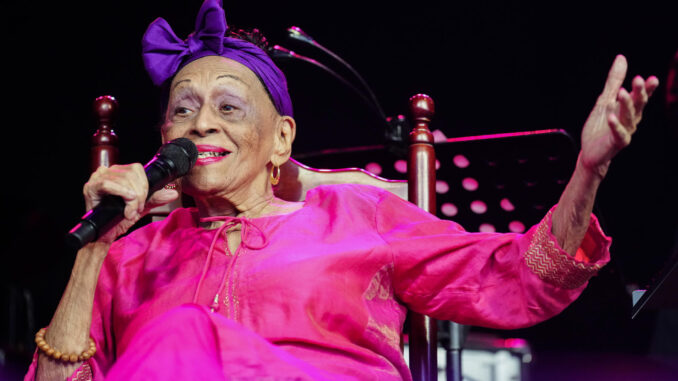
[294,128,578,379]
[631,232,678,319]
[295,129,577,232]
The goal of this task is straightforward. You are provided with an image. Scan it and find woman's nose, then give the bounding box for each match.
[191,107,219,136]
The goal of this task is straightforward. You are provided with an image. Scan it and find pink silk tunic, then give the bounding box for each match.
[26,184,611,380]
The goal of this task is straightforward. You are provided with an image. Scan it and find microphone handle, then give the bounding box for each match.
[66,156,177,250]
[66,195,126,250]
[144,155,177,195]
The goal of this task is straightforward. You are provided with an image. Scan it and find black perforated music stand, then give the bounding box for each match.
[295,129,578,379]
[295,129,577,233]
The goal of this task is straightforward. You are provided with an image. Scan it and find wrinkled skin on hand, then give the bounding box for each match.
[83,163,180,243]
[579,55,659,178]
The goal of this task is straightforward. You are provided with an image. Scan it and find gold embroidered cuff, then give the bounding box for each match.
[524,210,603,289]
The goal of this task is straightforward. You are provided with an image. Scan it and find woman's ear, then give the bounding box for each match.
[271,115,296,166]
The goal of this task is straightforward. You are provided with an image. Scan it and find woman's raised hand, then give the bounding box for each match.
[550,55,659,255]
[83,163,180,243]
[579,54,659,178]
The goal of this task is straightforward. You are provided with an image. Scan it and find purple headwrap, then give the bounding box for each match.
[141,0,293,117]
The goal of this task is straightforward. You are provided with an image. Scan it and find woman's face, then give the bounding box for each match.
[162,56,294,200]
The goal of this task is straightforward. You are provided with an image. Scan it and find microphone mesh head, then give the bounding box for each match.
[158,138,198,176]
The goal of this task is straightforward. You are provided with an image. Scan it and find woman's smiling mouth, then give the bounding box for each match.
[195,145,230,165]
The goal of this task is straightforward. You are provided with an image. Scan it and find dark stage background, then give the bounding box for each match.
[2,0,677,379]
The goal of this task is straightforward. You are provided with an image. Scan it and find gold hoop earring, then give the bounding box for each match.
[270,165,281,186]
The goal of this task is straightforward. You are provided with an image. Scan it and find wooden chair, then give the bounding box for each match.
[90,94,440,381]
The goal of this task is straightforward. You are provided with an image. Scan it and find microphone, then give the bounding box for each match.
[66,138,198,250]
[287,26,316,45]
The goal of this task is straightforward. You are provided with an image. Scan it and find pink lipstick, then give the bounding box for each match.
[195,144,230,166]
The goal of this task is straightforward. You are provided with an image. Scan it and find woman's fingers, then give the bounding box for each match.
[147,188,181,210]
[83,163,149,220]
[631,76,648,118]
[612,75,660,137]
[581,55,660,171]
[646,76,660,97]
[629,75,659,117]
[617,87,636,132]
[599,55,628,104]
[84,179,133,209]
[128,163,149,215]
[81,163,155,243]
[608,113,631,148]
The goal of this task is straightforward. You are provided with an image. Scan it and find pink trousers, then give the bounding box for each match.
[105,304,333,380]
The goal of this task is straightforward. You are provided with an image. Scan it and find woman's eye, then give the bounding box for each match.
[174,106,191,116]
[220,104,236,113]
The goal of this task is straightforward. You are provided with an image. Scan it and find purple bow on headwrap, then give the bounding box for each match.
[142,0,293,116]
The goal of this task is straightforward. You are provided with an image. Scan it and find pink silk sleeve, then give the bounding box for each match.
[376,191,611,329]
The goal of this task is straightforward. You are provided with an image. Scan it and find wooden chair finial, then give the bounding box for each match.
[93,95,118,128]
[408,94,435,145]
[91,95,119,171]
[409,93,435,123]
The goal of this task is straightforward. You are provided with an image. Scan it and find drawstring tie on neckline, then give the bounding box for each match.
[191,216,268,312]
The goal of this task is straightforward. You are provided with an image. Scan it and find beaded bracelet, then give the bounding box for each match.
[35,328,97,363]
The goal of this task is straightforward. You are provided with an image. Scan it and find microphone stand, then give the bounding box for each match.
[286,26,387,122]
[276,27,411,157]
[270,45,386,124]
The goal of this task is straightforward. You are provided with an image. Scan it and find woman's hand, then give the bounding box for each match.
[83,163,180,243]
[579,54,659,178]
[552,55,659,255]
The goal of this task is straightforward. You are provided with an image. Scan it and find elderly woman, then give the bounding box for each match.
[27,1,658,380]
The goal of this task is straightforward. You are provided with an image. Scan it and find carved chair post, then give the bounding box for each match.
[91,95,119,171]
[407,94,438,381]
